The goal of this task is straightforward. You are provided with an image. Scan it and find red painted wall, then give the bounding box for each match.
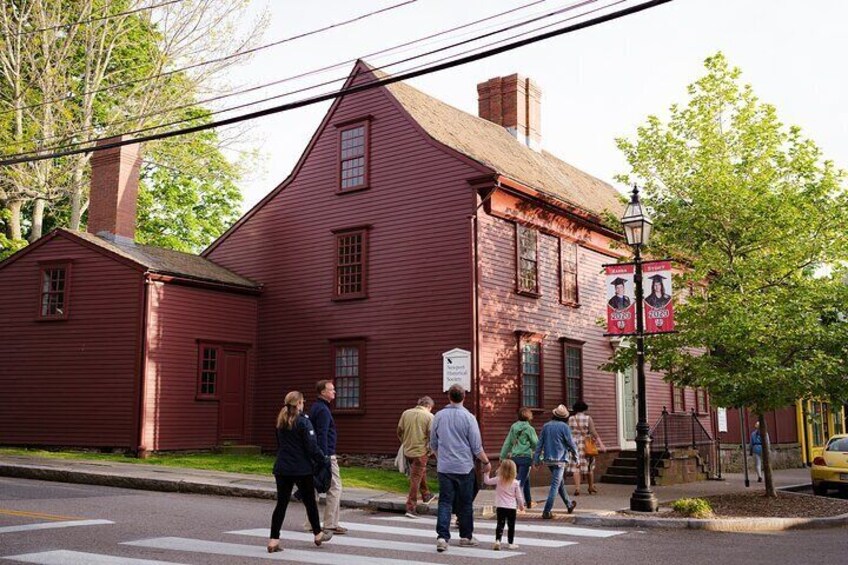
[142,282,257,451]
[206,67,482,453]
[0,235,142,448]
[476,193,696,453]
[723,407,798,445]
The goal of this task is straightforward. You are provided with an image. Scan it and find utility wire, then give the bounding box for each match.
[0,0,185,39]
[0,0,421,118]
[3,0,588,154]
[0,0,674,167]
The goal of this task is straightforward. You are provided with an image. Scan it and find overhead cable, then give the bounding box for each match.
[0,0,674,167]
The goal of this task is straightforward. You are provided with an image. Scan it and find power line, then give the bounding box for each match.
[0,0,185,39]
[2,0,587,154]
[0,0,674,167]
[0,0,421,118]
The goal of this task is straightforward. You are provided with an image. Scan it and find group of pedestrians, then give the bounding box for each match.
[267,379,605,554]
[399,384,605,552]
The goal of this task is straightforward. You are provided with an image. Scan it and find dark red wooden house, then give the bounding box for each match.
[203,62,712,462]
[0,141,260,454]
[1,62,713,471]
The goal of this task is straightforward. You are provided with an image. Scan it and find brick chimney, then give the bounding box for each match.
[477,74,541,151]
[87,136,141,244]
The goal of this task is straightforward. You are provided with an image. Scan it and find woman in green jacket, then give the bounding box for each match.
[500,407,539,508]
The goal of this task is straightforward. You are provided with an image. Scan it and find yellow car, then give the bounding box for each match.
[811,433,848,495]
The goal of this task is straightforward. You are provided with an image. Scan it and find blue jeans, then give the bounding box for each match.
[543,464,572,514]
[513,456,532,505]
[436,471,475,541]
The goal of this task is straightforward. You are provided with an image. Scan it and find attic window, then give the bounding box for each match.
[39,264,70,319]
[339,121,369,192]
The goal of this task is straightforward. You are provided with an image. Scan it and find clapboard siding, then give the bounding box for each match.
[206,67,481,453]
[142,282,257,451]
[477,207,682,453]
[0,236,142,448]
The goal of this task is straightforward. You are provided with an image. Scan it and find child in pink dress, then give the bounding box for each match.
[483,459,525,550]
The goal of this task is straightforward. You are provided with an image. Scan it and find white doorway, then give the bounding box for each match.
[616,364,638,450]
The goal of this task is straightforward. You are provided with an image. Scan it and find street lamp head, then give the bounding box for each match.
[621,185,653,247]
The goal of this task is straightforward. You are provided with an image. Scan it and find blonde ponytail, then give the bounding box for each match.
[275,391,304,430]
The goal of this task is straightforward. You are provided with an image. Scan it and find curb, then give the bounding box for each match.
[3,463,845,531]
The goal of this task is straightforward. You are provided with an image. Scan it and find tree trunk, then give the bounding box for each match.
[69,163,86,230]
[759,413,776,497]
[6,200,23,241]
[29,198,45,241]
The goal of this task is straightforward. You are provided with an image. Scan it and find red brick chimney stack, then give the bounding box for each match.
[87,136,141,243]
[477,74,542,151]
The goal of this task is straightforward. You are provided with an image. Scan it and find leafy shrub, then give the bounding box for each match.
[672,497,714,518]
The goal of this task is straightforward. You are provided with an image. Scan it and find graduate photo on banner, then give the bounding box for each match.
[642,260,675,333]
[605,264,636,335]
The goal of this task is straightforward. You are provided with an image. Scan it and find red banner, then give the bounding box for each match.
[643,261,675,333]
[605,264,636,335]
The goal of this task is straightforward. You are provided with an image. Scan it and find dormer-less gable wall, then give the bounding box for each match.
[206,64,491,452]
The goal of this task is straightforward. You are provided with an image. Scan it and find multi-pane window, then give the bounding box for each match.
[334,344,361,409]
[520,340,541,408]
[517,225,538,294]
[198,345,219,398]
[340,125,367,190]
[334,229,367,298]
[695,388,708,414]
[564,344,583,407]
[39,266,68,318]
[672,385,686,413]
[560,241,579,305]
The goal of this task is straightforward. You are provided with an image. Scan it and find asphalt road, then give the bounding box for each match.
[1,478,846,565]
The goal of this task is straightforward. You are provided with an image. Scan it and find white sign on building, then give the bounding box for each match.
[717,407,728,433]
[442,348,471,392]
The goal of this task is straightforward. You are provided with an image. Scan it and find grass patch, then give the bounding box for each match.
[672,497,714,519]
[0,447,437,493]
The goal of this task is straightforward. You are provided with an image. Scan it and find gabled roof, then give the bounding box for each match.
[375,67,625,220]
[68,230,259,289]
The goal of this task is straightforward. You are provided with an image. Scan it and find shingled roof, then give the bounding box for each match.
[374,68,626,220]
[69,230,259,289]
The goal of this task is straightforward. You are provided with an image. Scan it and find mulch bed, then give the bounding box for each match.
[663,491,848,519]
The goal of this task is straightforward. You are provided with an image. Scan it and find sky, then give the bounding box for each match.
[220,0,848,210]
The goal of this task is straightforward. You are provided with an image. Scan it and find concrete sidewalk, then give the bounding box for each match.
[2,454,841,531]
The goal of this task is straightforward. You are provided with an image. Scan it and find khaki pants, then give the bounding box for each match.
[323,456,342,529]
[306,456,342,530]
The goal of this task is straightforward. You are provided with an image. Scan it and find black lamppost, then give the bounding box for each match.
[621,185,659,513]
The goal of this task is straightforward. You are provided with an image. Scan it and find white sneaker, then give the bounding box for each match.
[436,538,448,552]
[459,537,479,547]
[493,541,501,551]
[507,543,520,550]
[404,511,418,519]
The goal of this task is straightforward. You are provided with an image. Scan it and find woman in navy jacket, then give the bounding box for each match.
[267,391,333,553]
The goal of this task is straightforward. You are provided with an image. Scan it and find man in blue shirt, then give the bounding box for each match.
[430,384,491,553]
[534,404,578,518]
[308,380,347,534]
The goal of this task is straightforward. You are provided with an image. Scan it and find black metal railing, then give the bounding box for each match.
[649,407,717,478]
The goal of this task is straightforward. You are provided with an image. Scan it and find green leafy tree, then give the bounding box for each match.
[613,53,848,496]
[0,0,264,254]
[136,109,243,252]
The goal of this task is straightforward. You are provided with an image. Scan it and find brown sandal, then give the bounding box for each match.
[588,487,598,494]
[267,540,282,553]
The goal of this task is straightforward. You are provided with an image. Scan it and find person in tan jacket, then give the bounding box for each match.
[397,396,435,518]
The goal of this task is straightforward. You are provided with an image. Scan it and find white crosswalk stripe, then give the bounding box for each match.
[0,519,113,535]
[3,549,183,565]
[123,537,448,565]
[227,528,524,559]
[374,515,626,538]
[328,521,575,547]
